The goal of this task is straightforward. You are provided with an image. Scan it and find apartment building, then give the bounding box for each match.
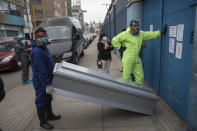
[31,0,70,27]
[72,0,85,29]
[0,0,25,39]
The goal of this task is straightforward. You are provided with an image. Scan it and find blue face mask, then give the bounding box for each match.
[130,29,140,35]
[36,37,49,47]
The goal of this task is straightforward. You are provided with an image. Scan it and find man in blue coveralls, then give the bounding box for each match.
[31,27,61,130]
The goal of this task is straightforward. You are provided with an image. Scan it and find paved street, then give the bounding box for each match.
[0,67,33,92]
[0,37,187,131]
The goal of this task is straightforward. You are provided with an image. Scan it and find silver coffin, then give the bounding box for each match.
[52,62,159,115]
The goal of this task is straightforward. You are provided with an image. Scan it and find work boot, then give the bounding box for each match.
[37,107,54,130]
[46,103,61,121]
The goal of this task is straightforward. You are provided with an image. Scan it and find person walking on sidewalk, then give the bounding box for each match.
[31,27,61,130]
[97,33,114,74]
[112,20,167,84]
[14,35,31,85]
[0,77,5,131]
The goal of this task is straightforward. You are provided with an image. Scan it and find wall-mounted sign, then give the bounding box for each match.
[177,24,184,41]
[176,42,182,59]
[169,26,177,37]
[169,38,175,54]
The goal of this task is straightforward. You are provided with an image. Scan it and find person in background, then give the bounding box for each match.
[118,29,126,72]
[119,28,126,60]
[139,41,146,59]
[97,33,114,74]
[0,77,5,131]
[112,20,167,84]
[31,27,61,130]
[14,35,31,85]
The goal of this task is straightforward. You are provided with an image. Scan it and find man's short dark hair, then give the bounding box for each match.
[35,27,47,38]
[35,27,46,34]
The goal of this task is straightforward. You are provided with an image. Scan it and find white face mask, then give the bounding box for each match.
[102,36,107,41]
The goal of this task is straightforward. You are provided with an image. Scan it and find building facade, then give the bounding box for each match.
[0,0,25,39]
[101,0,197,130]
[24,0,33,39]
[72,0,86,29]
[30,0,69,28]
[72,5,84,28]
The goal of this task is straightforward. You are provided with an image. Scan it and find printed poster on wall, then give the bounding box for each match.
[169,38,175,54]
[176,42,182,59]
[177,24,184,41]
[169,26,177,37]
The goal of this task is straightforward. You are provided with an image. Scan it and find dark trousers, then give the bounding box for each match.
[21,59,29,82]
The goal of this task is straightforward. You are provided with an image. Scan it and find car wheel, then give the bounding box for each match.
[73,54,79,65]
[80,50,84,57]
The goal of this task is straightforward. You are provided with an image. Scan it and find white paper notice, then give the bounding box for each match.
[169,26,177,37]
[177,24,184,41]
[176,42,182,59]
[169,38,175,53]
[150,25,153,31]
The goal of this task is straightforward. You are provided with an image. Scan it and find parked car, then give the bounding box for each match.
[0,40,31,71]
[83,34,90,49]
[40,16,85,64]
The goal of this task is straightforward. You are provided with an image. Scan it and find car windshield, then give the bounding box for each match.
[0,43,15,52]
[45,26,71,40]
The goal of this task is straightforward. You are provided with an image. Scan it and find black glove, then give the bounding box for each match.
[161,24,167,35]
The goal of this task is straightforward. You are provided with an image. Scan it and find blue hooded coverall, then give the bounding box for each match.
[31,40,54,108]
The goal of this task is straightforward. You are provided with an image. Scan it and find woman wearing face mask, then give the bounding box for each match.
[30,27,61,130]
[112,20,167,84]
[97,33,114,74]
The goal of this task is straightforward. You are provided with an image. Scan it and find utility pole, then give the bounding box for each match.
[24,0,32,39]
[41,0,45,19]
[67,0,72,16]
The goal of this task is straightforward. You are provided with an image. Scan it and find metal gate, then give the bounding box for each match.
[143,0,196,121]
[160,0,196,121]
[143,0,163,93]
[115,0,127,34]
[110,7,115,40]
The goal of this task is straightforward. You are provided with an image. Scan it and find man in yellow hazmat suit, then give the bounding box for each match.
[112,20,167,84]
